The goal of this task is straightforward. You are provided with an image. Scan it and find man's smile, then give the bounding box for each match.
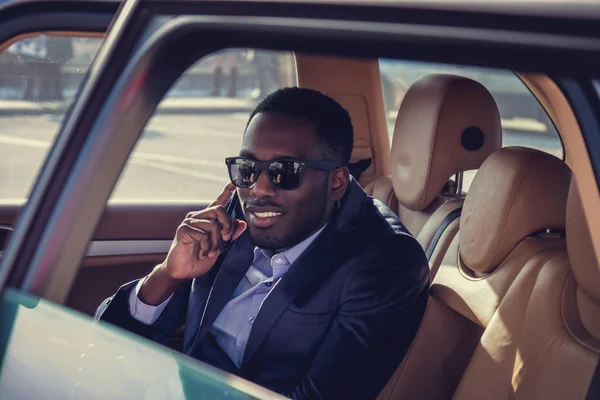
[245,206,285,229]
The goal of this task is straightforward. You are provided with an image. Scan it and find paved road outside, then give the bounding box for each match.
[0,112,250,202]
[0,112,563,203]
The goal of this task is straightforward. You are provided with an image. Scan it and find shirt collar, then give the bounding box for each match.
[252,222,328,267]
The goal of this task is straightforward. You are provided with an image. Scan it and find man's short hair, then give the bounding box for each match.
[246,87,354,165]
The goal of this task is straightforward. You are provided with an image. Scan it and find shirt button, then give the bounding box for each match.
[265,281,273,287]
[248,317,255,324]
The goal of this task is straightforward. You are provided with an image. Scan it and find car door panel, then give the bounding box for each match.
[1,200,212,316]
[67,201,211,315]
[95,202,210,240]
[2,199,214,316]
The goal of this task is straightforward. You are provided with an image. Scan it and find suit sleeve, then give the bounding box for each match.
[94,278,192,345]
[129,278,174,325]
[283,234,430,400]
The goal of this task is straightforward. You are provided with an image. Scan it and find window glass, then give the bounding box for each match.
[0,288,273,399]
[379,59,564,192]
[110,49,297,201]
[0,35,102,200]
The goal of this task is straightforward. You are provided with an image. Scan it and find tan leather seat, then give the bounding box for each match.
[365,74,502,257]
[452,176,600,399]
[377,146,572,400]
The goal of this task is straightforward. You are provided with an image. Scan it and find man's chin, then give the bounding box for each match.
[248,226,287,250]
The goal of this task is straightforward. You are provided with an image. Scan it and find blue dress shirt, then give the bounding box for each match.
[129,224,327,367]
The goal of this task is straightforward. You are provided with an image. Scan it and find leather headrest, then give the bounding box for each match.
[460,147,571,273]
[391,74,502,211]
[567,178,600,303]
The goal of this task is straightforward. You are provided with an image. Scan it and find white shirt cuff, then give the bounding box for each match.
[128,276,173,325]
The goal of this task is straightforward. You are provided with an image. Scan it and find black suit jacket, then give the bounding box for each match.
[96,180,430,399]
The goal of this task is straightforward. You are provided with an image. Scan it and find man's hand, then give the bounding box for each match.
[139,183,247,306]
[162,182,247,280]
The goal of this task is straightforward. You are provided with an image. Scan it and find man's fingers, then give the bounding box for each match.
[181,218,221,237]
[177,223,207,244]
[181,224,211,260]
[186,206,233,241]
[182,218,223,254]
[176,215,245,259]
[198,233,212,260]
[232,220,247,241]
[208,220,221,257]
[178,221,218,260]
[211,206,233,240]
[189,181,237,241]
[209,182,236,208]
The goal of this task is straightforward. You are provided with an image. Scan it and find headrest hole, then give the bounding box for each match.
[461,127,485,151]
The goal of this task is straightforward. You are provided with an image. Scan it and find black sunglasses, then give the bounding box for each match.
[225,157,341,190]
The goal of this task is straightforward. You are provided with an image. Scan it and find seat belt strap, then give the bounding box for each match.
[425,207,462,261]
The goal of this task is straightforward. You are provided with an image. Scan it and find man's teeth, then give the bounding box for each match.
[254,212,282,218]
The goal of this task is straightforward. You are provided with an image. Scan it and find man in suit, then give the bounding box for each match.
[96,87,430,399]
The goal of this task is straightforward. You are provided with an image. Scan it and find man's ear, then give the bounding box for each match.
[330,167,350,202]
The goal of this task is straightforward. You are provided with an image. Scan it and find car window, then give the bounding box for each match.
[109,49,297,202]
[379,59,564,192]
[0,35,103,201]
[0,288,279,399]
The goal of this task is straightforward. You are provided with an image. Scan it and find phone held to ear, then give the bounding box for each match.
[219,192,240,255]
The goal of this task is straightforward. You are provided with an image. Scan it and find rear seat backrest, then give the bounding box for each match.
[453,177,600,399]
[566,179,600,343]
[365,73,502,251]
[377,146,572,400]
[460,146,569,275]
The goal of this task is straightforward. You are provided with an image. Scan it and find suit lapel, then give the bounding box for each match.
[241,180,367,366]
[240,228,345,367]
[190,179,367,365]
[191,231,255,350]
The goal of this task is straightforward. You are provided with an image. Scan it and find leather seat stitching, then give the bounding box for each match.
[561,269,600,353]
[484,158,536,272]
[417,82,454,210]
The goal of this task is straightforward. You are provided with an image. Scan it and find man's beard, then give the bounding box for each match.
[248,191,329,252]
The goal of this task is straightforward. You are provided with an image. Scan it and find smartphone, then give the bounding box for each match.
[219,191,240,255]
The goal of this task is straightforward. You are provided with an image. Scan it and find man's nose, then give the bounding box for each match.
[250,170,277,198]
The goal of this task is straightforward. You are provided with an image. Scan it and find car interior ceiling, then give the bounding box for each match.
[1,21,599,397]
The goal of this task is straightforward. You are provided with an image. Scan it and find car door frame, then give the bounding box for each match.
[0,0,118,240]
[0,1,223,316]
[0,0,150,301]
[0,0,600,307]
